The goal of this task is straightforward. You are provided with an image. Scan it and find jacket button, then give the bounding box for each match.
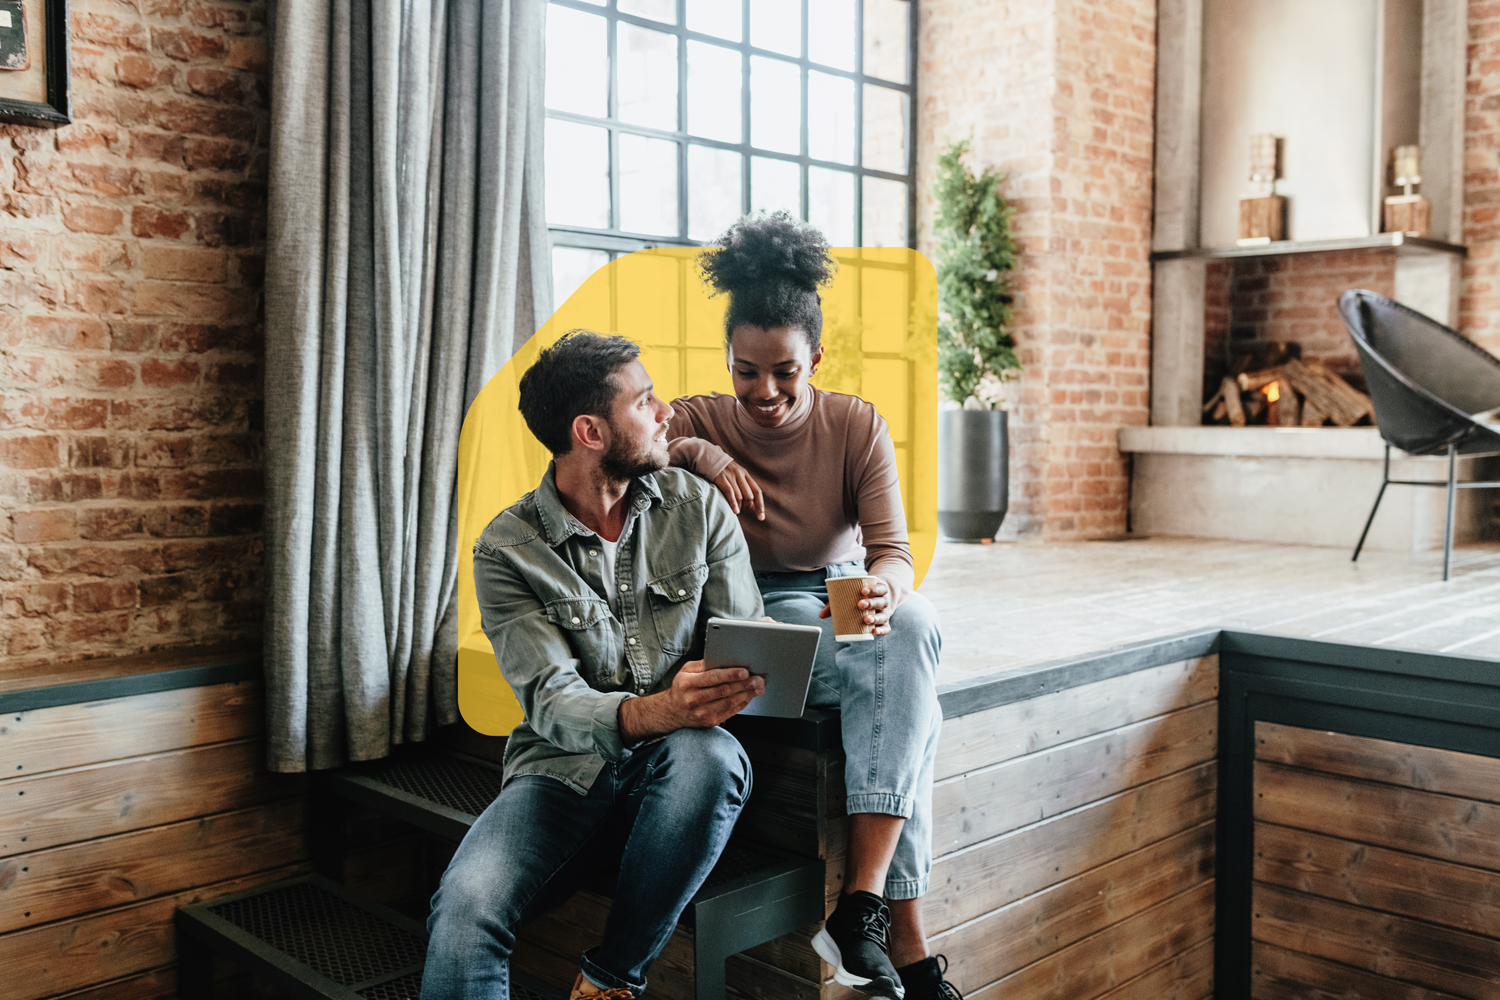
[677,589,686,596]
[619,583,629,592]
[571,616,581,624]
[628,637,636,645]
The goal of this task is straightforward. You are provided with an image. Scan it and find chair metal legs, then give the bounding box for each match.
[1444,443,1458,581]
[1354,441,1500,580]
[1352,445,1392,564]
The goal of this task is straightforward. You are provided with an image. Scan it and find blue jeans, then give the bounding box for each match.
[757,562,942,899]
[420,727,752,999]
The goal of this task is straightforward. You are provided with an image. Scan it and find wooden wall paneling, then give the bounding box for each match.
[0,681,263,778]
[46,961,283,1000]
[511,937,585,994]
[1252,883,1500,997]
[1253,760,1500,870]
[724,952,822,1000]
[733,737,846,862]
[0,862,307,1000]
[340,831,428,910]
[967,879,1216,1000]
[0,797,305,933]
[1096,937,1214,1000]
[928,822,1214,994]
[2,739,304,855]
[739,921,823,982]
[932,700,1217,854]
[45,966,177,1000]
[733,752,824,857]
[513,879,829,1000]
[925,761,1217,933]
[1255,720,1500,802]
[935,656,1218,780]
[515,889,713,1000]
[1250,939,1466,1000]
[1254,821,1500,937]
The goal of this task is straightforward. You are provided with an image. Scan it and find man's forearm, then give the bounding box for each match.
[618,692,678,744]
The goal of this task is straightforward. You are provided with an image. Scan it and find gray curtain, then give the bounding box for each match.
[263,0,551,772]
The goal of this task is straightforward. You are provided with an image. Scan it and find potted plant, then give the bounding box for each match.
[932,140,1021,541]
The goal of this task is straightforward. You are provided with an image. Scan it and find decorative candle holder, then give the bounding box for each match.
[1238,133,1285,244]
[1383,144,1431,236]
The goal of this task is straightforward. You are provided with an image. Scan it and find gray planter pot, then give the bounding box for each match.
[938,409,1009,541]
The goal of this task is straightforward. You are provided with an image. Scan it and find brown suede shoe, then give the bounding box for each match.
[569,972,634,1000]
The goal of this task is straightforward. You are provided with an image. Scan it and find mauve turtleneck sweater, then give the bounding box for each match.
[665,387,914,609]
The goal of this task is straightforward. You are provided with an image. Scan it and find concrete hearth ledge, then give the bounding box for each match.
[1118,425,1393,460]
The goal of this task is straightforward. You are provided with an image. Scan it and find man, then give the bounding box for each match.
[422,331,767,1000]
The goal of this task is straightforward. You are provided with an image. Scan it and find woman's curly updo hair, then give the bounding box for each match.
[698,211,835,352]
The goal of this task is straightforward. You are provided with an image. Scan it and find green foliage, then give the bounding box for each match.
[932,140,1020,405]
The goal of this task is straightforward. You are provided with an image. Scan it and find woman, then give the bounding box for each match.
[667,213,952,1000]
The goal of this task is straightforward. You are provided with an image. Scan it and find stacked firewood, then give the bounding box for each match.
[1203,345,1374,427]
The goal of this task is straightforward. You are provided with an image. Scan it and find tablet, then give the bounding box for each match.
[704,617,822,718]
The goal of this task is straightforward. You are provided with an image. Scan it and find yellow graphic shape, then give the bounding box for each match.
[456,247,937,734]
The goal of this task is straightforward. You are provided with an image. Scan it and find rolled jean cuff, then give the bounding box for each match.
[883,875,928,901]
[845,791,914,819]
[579,954,643,997]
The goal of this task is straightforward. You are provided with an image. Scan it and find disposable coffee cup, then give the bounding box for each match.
[826,575,878,642]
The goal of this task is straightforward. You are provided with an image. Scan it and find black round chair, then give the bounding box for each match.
[1337,289,1500,579]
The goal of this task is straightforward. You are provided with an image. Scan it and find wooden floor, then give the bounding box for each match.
[920,536,1500,686]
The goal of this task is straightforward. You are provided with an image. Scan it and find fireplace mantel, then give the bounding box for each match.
[1150,232,1466,264]
[1119,426,1496,551]
[1120,425,1390,459]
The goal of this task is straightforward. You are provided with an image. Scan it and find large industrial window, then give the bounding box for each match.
[544,0,917,305]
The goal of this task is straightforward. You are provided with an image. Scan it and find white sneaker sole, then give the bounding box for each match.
[812,927,906,999]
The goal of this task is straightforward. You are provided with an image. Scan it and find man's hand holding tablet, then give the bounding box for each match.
[704,617,822,718]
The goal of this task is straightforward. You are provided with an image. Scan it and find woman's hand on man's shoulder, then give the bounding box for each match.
[713,461,767,521]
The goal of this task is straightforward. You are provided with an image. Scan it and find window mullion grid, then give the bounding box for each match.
[905,0,918,248]
[677,0,688,241]
[855,0,865,247]
[742,0,752,216]
[545,0,917,248]
[800,0,810,223]
[607,2,620,232]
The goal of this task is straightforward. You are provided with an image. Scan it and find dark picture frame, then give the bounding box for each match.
[0,0,70,126]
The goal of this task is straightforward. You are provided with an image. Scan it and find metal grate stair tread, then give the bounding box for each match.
[176,874,567,1000]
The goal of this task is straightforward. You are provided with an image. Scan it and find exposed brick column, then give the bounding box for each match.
[1464,0,1500,356]
[0,1,268,671]
[917,0,1156,539]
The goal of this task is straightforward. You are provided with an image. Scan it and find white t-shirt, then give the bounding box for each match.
[599,536,620,615]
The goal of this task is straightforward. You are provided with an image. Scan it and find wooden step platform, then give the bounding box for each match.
[314,748,826,1000]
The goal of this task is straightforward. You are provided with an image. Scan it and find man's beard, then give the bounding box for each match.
[599,426,667,483]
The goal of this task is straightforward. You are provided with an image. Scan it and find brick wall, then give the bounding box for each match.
[917,0,1155,538]
[1202,259,1232,395]
[1219,250,1396,382]
[0,1,268,673]
[1465,0,1500,356]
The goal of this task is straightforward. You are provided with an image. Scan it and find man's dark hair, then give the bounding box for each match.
[518,330,641,456]
[699,211,835,352]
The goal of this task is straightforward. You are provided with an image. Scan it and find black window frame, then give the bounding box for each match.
[544,0,919,257]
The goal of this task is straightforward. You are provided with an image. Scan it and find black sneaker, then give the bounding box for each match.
[896,954,963,1000]
[811,891,905,999]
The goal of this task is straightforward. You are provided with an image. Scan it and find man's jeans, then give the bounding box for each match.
[420,727,752,999]
[757,562,942,900]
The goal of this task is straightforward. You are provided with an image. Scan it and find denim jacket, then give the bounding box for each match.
[472,464,764,793]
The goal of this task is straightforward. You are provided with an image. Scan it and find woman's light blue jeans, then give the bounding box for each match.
[420,727,752,999]
[757,561,942,899]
